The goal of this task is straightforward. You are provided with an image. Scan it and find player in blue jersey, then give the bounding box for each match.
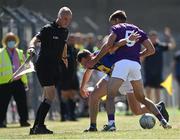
[77,49,169,132]
[86,10,171,130]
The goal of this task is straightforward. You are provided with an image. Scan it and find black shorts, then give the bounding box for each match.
[60,74,79,90]
[35,63,60,87]
[144,73,163,88]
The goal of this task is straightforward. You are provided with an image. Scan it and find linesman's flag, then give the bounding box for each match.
[9,55,35,82]
[160,73,173,96]
[13,61,35,79]
[101,95,107,101]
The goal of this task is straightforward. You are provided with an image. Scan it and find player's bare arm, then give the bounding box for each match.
[80,69,93,98]
[140,39,155,58]
[110,31,141,53]
[86,33,116,68]
[96,33,116,60]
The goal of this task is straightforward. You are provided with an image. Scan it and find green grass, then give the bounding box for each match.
[0,108,180,139]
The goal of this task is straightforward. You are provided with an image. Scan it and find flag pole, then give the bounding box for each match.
[172,79,177,108]
[8,55,33,83]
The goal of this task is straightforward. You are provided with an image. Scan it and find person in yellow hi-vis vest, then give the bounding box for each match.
[0,32,30,128]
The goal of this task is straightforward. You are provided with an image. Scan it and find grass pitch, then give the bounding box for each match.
[0,108,180,139]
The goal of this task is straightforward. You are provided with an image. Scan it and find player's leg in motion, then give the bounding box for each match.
[102,77,124,131]
[120,81,150,115]
[130,80,171,129]
[30,86,56,134]
[122,81,169,121]
[102,60,128,131]
[127,93,150,115]
[127,92,169,122]
[84,79,108,132]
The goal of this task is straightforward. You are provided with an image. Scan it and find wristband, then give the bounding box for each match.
[126,37,135,44]
[126,37,132,43]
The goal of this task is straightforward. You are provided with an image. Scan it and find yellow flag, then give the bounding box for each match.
[160,74,173,95]
[101,95,107,101]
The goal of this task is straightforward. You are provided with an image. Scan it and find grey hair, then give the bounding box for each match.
[57,6,72,18]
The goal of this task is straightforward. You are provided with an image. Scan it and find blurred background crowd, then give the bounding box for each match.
[0,0,180,126]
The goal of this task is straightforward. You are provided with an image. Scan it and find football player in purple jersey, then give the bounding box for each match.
[87,10,171,131]
[77,49,169,132]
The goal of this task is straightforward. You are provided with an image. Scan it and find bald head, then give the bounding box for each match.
[58,6,72,18]
[56,7,72,28]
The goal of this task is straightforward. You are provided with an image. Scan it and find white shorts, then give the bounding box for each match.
[111,59,142,81]
[103,75,133,95]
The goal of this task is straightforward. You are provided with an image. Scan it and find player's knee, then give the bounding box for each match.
[89,93,99,103]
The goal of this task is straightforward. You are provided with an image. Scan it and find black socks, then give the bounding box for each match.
[33,98,51,128]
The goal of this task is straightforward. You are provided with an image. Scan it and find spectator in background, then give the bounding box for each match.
[164,27,175,44]
[94,35,103,51]
[56,33,80,121]
[173,50,180,109]
[74,32,85,51]
[143,29,176,103]
[0,32,30,128]
[85,33,96,52]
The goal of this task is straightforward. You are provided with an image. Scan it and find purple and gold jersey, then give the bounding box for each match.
[111,23,148,63]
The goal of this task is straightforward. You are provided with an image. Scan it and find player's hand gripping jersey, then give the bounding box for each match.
[111,23,148,63]
[91,51,116,76]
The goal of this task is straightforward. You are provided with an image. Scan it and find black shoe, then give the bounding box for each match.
[61,115,67,122]
[0,123,6,128]
[60,118,67,122]
[29,125,53,135]
[157,101,169,122]
[84,127,98,132]
[20,122,31,127]
[69,116,78,121]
